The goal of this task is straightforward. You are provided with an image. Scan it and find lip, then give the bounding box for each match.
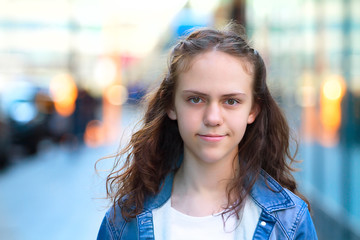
[198,134,226,142]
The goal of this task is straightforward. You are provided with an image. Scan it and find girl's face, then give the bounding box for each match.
[167,50,259,167]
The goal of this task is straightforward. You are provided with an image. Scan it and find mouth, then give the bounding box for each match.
[197,134,226,142]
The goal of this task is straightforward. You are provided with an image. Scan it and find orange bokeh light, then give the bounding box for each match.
[83,120,106,148]
[104,84,128,106]
[49,73,78,117]
[319,75,346,146]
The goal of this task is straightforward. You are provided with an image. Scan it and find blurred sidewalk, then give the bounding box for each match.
[0,104,143,240]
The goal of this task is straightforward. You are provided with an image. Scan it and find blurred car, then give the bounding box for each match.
[2,80,55,156]
[0,115,11,169]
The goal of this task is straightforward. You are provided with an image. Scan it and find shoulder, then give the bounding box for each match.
[273,189,317,239]
[251,170,317,239]
[97,205,138,240]
[251,170,302,212]
[96,172,174,240]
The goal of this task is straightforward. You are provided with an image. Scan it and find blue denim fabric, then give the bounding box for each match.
[97,170,318,240]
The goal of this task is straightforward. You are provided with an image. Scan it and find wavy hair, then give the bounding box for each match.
[102,22,309,221]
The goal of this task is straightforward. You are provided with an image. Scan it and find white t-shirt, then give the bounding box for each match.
[152,196,261,240]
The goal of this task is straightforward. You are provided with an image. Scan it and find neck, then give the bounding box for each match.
[171,153,238,216]
[177,158,236,194]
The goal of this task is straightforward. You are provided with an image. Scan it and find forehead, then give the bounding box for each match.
[176,51,254,94]
[176,50,254,76]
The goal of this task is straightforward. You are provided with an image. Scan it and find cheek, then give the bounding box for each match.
[233,123,248,137]
[227,112,251,135]
[175,107,203,139]
[177,113,198,133]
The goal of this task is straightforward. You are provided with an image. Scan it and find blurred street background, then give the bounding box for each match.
[0,0,359,239]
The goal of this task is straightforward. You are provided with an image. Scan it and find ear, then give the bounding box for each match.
[247,103,260,124]
[167,108,177,120]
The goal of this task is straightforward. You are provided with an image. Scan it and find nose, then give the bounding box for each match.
[203,102,223,127]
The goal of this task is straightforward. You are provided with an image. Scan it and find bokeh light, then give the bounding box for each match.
[49,73,78,117]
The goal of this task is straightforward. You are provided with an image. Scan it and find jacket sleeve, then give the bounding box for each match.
[97,206,138,240]
[97,214,115,240]
[293,208,318,240]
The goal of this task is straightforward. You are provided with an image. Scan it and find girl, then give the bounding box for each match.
[97,23,318,239]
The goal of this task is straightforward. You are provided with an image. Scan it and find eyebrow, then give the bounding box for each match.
[182,90,247,98]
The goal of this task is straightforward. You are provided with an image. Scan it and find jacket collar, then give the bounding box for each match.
[142,155,182,211]
[143,169,295,213]
[143,171,174,211]
[250,170,295,213]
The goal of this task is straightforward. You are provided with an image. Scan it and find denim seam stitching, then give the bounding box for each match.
[290,201,307,239]
[273,211,291,240]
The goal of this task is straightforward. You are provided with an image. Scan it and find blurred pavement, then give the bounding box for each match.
[0,104,143,240]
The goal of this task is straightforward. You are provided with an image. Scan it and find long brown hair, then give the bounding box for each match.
[103,22,309,221]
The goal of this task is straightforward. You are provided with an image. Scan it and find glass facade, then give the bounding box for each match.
[246,0,360,239]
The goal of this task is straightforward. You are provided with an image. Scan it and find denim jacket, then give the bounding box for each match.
[97,170,318,240]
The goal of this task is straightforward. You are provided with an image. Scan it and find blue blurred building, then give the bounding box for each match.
[244,0,360,239]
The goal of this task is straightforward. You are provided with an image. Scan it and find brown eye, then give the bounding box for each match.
[225,99,239,105]
[189,97,202,104]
